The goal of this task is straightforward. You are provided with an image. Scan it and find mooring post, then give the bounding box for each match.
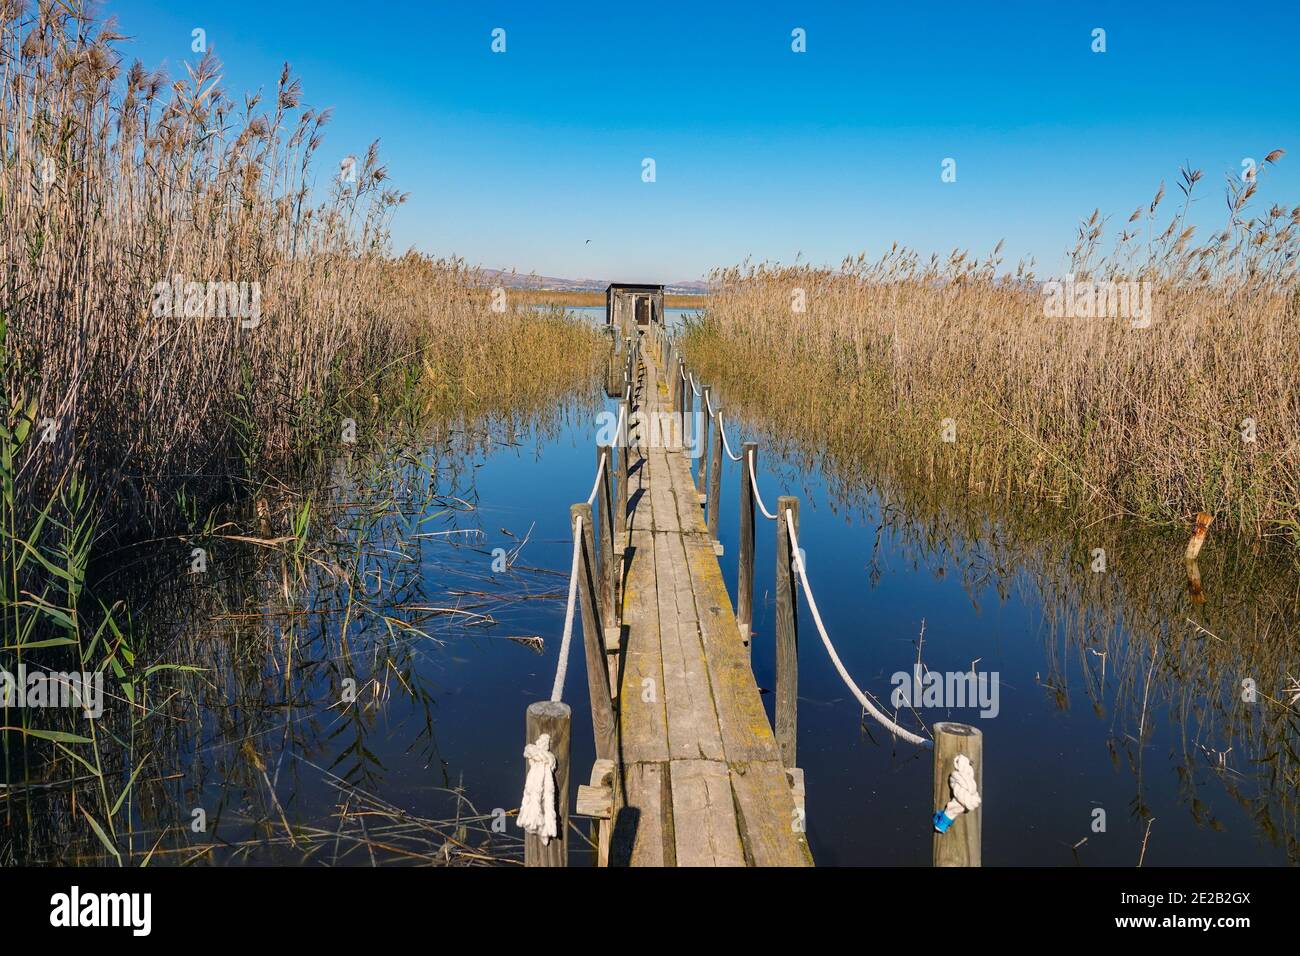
[572,503,618,760]
[707,400,723,553]
[524,700,571,867]
[738,441,757,650]
[774,496,799,769]
[932,722,983,867]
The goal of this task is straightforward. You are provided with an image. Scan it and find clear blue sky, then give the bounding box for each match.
[107,0,1299,282]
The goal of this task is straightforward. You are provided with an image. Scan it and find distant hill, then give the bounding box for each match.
[478,269,709,296]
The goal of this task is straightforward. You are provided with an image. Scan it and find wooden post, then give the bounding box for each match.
[932,722,983,867]
[774,496,799,770]
[524,700,571,867]
[737,441,757,650]
[683,368,694,459]
[595,446,616,625]
[668,350,679,410]
[698,385,712,488]
[616,398,630,541]
[707,400,722,551]
[738,442,759,650]
[572,503,617,760]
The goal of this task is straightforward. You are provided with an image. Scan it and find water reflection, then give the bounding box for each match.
[4,390,603,866]
[731,408,1300,865]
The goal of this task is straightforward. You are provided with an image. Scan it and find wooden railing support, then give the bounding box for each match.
[683,366,694,458]
[932,722,983,867]
[616,398,630,542]
[524,700,571,867]
[775,495,799,770]
[572,503,618,760]
[596,445,616,622]
[698,385,712,489]
[707,399,723,554]
[737,441,757,650]
[668,349,679,410]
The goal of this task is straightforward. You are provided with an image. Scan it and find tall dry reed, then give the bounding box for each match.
[1,1,600,538]
[685,160,1300,543]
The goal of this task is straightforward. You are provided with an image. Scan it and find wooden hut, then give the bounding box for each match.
[605,283,664,336]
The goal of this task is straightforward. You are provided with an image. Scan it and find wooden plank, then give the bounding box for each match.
[647,448,682,534]
[665,447,708,534]
[619,528,669,762]
[625,442,652,537]
[576,784,613,819]
[729,760,814,866]
[670,759,746,867]
[654,532,725,762]
[611,761,673,867]
[681,533,781,764]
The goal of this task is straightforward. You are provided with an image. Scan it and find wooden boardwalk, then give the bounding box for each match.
[606,341,813,866]
[523,318,980,868]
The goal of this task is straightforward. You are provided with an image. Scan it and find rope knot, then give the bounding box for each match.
[933,753,981,833]
[517,733,558,844]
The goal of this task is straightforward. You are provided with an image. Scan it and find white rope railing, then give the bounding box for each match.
[585,449,607,506]
[689,372,701,397]
[717,411,743,462]
[784,508,932,748]
[748,447,778,520]
[548,514,584,702]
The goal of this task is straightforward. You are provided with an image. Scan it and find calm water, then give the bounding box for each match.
[14,342,1297,866]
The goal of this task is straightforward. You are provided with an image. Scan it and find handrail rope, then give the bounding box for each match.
[717,410,744,462]
[689,371,701,397]
[549,514,584,702]
[783,508,933,748]
[585,449,608,506]
[747,447,778,520]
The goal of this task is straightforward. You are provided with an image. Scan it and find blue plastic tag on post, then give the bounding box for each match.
[933,809,956,833]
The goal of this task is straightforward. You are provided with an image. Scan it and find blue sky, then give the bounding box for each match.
[106,1,1299,282]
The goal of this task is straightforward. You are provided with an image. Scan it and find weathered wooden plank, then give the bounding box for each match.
[670,759,746,867]
[647,449,682,534]
[611,761,674,867]
[625,442,652,537]
[619,528,669,763]
[729,760,814,867]
[681,533,782,764]
[654,532,725,762]
[665,446,709,534]
[576,784,613,819]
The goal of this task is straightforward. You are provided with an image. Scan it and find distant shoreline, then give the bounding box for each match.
[502,288,708,309]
